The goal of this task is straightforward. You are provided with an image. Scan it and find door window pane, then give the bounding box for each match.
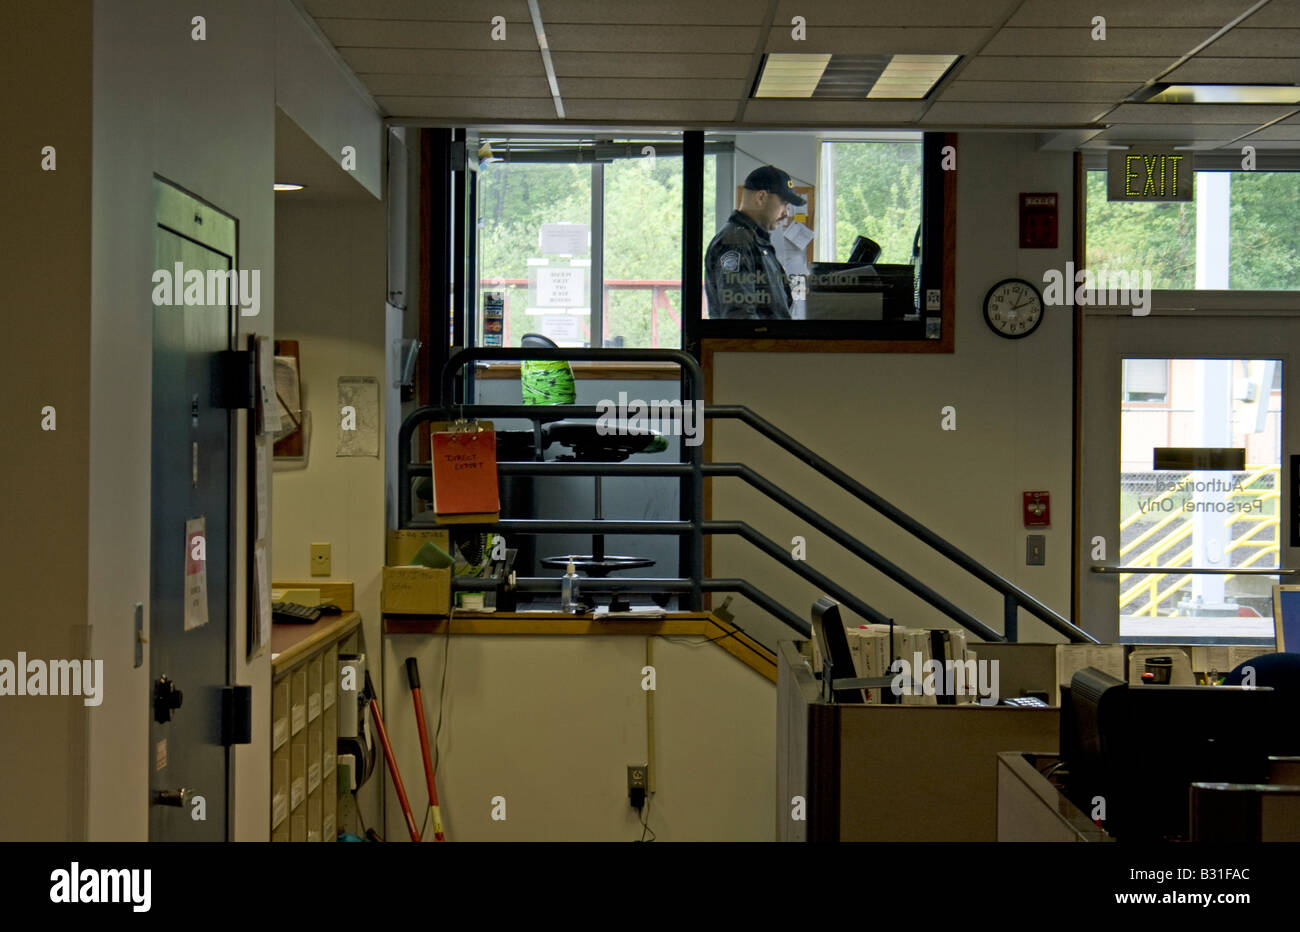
[1119,358,1282,643]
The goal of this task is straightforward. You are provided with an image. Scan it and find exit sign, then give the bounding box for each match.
[1107,148,1194,201]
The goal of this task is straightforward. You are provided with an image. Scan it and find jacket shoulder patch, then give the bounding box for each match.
[719,250,741,271]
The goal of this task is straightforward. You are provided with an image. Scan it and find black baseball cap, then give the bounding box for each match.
[743,165,806,207]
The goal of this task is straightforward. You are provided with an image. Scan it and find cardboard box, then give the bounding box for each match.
[386,528,451,567]
[382,565,452,616]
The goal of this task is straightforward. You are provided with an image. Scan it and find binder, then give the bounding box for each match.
[430,421,500,522]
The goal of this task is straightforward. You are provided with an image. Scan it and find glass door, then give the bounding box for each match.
[1079,312,1300,645]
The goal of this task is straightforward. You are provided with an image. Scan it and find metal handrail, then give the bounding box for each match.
[705,405,1095,644]
[397,348,1098,644]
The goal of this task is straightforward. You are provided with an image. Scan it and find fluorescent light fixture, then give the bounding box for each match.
[867,55,959,99]
[1139,83,1300,105]
[527,0,565,118]
[753,53,957,99]
[754,54,832,97]
[273,183,305,191]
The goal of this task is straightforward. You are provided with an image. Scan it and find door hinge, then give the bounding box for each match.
[221,684,253,746]
[212,350,254,409]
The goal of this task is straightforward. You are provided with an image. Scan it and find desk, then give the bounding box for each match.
[382,610,776,682]
[996,751,1112,842]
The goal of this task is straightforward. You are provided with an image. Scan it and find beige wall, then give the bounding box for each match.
[381,634,776,841]
[712,133,1077,649]
[272,196,387,829]
[0,1,93,841]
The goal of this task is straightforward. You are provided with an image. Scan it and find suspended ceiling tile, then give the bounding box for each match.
[939,80,1143,102]
[959,56,1175,81]
[1107,103,1298,123]
[1163,57,1300,83]
[314,18,538,50]
[771,0,1020,27]
[306,0,531,20]
[558,77,750,99]
[341,48,546,76]
[983,27,1222,56]
[375,97,561,120]
[921,101,1108,124]
[1199,28,1300,56]
[1239,0,1300,27]
[541,0,771,24]
[765,27,989,54]
[741,99,929,124]
[562,99,738,121]
[1005,0,1262,27]
[1241,123,1300,139]
[1093,123,1264,141]
[549,51,754,78]
[545,24,762,53]
[363,73,553,97]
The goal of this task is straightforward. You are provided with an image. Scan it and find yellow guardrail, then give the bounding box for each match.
[1119,466,1279,616]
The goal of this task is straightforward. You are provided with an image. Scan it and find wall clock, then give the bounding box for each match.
[983,278,1044,339]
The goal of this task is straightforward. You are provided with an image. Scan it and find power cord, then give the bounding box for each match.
[638,794,656,842]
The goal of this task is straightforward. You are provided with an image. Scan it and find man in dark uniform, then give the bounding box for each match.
[705,164,807,320]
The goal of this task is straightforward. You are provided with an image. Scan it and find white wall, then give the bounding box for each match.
[711,133,1076,650]
[381,633,775,841]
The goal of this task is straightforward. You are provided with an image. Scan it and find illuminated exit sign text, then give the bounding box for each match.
[1107,148,1194,202]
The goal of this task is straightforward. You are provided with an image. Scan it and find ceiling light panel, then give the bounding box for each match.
[754,53,957,99]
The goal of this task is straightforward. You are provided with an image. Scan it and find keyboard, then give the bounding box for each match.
[272,601,322,624]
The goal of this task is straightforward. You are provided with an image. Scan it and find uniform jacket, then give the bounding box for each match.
[704,210,793,320]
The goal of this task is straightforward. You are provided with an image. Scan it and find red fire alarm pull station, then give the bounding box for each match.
[1019,193,1058,249]
[1023,491,1050,527]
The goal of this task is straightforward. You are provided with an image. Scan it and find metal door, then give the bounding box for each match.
[149,178,237,840]
[1078,304,1300,644]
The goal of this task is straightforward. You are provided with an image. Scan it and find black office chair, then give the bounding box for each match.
[1224,652,1300,754]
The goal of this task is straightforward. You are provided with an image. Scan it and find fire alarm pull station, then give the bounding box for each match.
[1019,193,1058,249]
[1023,491,1050,527]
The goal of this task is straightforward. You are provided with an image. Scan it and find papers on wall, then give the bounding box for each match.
[184,516,209,631]
[539,314,581,343]
[782,221,815,251]
[255,336,279,436]
[336,376,380,457]
[252,543,271,656]
[1055,644,1126,705]
[273,355,302,440]
[1191,644,1272,676]
[539,222,589,256]
[536,266,586,307]
[255,438,269,540]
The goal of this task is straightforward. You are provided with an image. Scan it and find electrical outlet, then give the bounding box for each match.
[310,542,331,577]
[627,765,647,791]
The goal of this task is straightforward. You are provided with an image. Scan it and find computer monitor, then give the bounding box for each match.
[1062,667,1279,840]
[1271,585,1300,652]
[810,598,866,704]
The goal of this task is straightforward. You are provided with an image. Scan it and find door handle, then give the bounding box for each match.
[154,675,184,723]
[152,788,190,807]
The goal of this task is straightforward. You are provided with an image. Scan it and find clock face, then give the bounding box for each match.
[983,278,1044,339]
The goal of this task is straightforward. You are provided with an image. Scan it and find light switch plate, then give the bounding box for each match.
[1026,535,1046,566]
[310,542,331,577]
